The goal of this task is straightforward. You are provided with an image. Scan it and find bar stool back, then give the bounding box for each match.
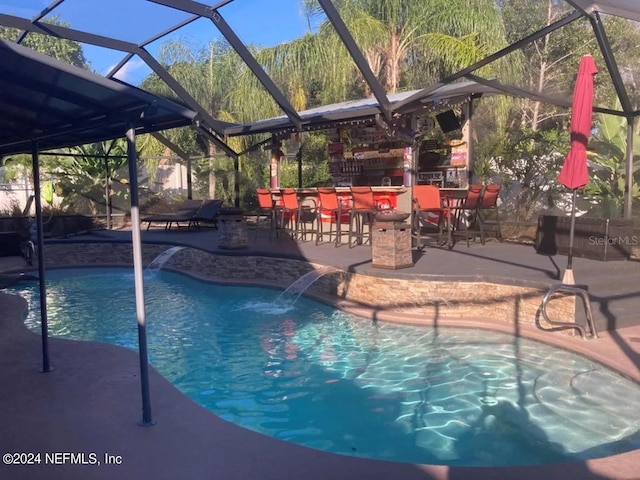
[450,184,483,247]
[412,185,444,248]
[478,184,502,242]
[255,188,278,239]
[279,188,314,240]
[349,186,377,247]
[316,187,346,246]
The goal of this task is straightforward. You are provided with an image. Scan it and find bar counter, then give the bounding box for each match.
[269,186,411,213]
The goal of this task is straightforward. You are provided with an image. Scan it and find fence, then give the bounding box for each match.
[0,182,32,215]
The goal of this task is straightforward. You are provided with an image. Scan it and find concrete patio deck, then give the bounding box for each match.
[1,226,639,480]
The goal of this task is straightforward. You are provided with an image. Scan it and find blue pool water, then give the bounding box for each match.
[8,267,640,467]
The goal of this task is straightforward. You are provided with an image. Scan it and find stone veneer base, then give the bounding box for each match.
[41,242,578,336]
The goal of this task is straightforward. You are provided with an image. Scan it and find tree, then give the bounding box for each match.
[142,39,266,201]
[500,1,640,131]
[0,16,88,69]
[585,112,640,217]
[301,0,514,97]
[277,132,332,188]
[499,0,589,132]
[53,139,132,215]
[599,16,640,112]
[478,2,640,228]
[489,126,568,222]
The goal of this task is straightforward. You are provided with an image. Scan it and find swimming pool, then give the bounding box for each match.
[9,267,640,467]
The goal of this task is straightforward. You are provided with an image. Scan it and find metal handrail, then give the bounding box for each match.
[540,284,598,339]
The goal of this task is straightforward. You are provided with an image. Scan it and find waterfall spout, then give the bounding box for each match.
[276,266,337,306]
[146,246,186,272]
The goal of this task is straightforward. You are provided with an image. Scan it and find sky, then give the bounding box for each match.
[0,0,317,85]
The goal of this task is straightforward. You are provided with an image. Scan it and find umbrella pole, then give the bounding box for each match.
[567,189,577,269]
[563,189,578,285]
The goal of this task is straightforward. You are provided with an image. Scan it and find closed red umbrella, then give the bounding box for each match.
[558,54,598,284]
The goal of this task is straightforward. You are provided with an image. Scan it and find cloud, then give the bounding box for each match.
[104,59,146,84]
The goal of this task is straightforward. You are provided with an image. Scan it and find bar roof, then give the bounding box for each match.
[224,81,504,137]
[572,0,640,22]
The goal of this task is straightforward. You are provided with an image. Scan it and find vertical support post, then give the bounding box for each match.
[624,116,634,220]
[270,139,280,189]
[270,154,278,189]
[233,153,240,208]
[409,117,419,238]
[297,149,303,189]
[464,100,475,186]
[402,147,412,186]
[126,127,154,426]
[402,115,415,189]
[31,141,50,373]
[186,157,193,200]
[104,158,111,230]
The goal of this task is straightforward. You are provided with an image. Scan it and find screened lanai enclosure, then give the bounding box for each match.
[2,0,640,235]
[2,0,640,428]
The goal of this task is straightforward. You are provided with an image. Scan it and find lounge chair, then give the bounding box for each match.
[191,199,223,229]
[141,199,222,231]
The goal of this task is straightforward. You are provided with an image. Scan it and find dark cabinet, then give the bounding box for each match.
[535,215,634,261]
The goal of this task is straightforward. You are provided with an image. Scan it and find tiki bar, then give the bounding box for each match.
[224,80,503,260]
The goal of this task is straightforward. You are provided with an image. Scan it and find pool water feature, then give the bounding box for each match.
[275,265,337,307]
[145,246,185,271]
[9,268,640,467]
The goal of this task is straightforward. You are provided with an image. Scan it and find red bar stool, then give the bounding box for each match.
[412,185,445,249]
[449,184,483,247]
[255,188,279,240]
[316,187,348,247]
[279,188,315,241]
[477,184,502,243]
[349,186,377,247]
